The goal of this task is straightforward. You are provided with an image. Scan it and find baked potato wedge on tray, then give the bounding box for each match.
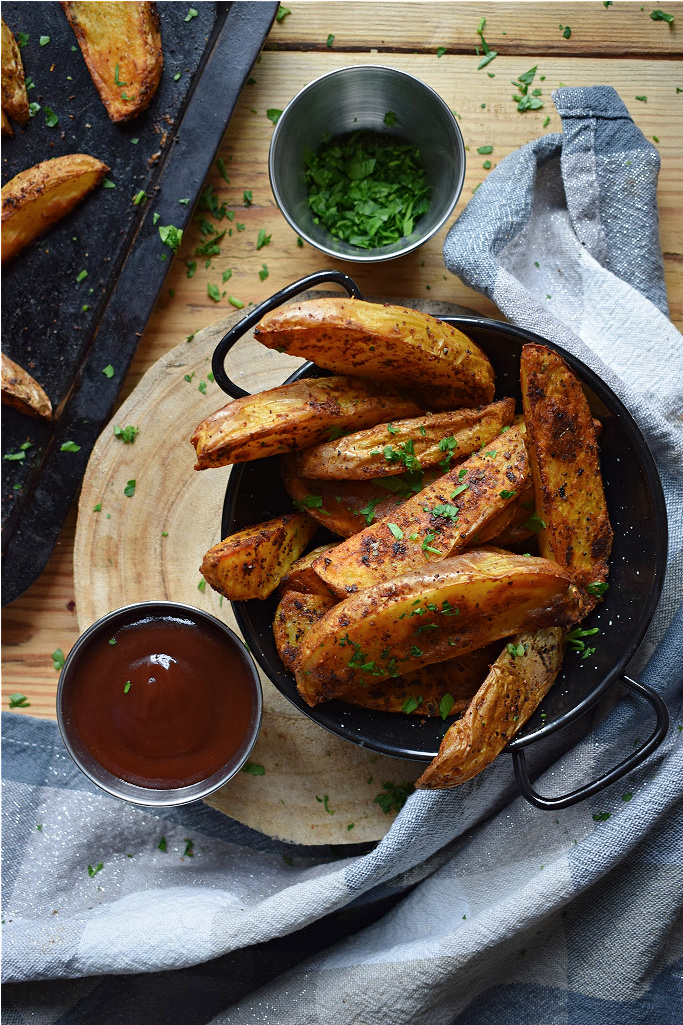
[1,154,109,264]
[521,344,612,610]
[192,376,427,470]
[60,1,163,122]
[278,543,340,597]
[313,424,529,596]
[200,513,316,601]
[274,589,499,717]
[296,398,516,480]
[1,353,52,420]
[254,298,495,410]
[1,18,29,127]
[416,627,564,789]
[296,548,580,706]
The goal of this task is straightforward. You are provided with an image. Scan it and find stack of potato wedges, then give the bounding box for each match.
[194,298,612,790]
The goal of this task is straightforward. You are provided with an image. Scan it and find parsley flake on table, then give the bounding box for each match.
[266,108,282,124]
[184,7,198,22]
[276,5,291,22]
[123,480,136,498]
[52,648,65,671]
[216,157,230,183]
[207,282,221,302]
[242,762,265,775]
[635,95,648,102]
[60,441,81,453]
[39,34,50,46]
[436,46,447,57]
[228,296,244,309]
[93,503,102,512]
[259,263,269,280]
[197,579,206,592]
[477,145,493,154]
[650,9,675,22]
[76,269,88,282]
[9,693,30,709]
[132,190,146,206]
[44,107,58,127]
[113,425,138,444]
[17,31,29,47]
[304,130,430,249]
[185,259,197,278]
[103,178,116,189]
[562,25,572,38]
[158,224,183,252]
[482,160,492,169]
[256,228,271,249]
[374,781,413,814]
[326,34,335,47]
[243,189,253,206]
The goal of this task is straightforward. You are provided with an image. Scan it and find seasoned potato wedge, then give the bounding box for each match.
[416,627,564,789]
[1,18,29,126]
[1,154,109,264]
[1,107,12,136]
[281,456,439,538]
[296,548,580,706]
[274,589,495,717]
[254,298,495,410]
[314,425,529,596]
[1,353,52,419]
[520,344,612,607]
[279,543,340,597]
[297,398,516,480]
[200,513,316,601]
[61,1,162,122]
[192,376,427,470]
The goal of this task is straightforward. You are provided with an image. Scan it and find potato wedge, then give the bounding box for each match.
[1,107,12,135]
[254,298,495,411]
[281,457,439,538]
[279,543,340,597]
[1,353,52,419]
[314,425,529,596]
[200,513,316,601]
[1,19,29,126]
[520,344,612,607]
[296,548,580,706]
[61,1,162,122]
[192,376,427,470]
[296,398,516,480]
[274,589,495,717]
[1,154,109,264]
[416,627,564,789]
[480,482,537,547]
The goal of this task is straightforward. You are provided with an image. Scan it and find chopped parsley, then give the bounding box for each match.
[622,792,633,802]
[512,66,544,112]
[228,296,245,309]
[222,269,233,282]
[39,35,50,46]
[304,130,430,249]
[635,95,648,103]
[401,696,422,714]
[185,259,197,278]
[17,31,29,47]
[523,511,546,533]
[650,9,675,22]
[259,263,269,280]
[439,693,454,719]
[562,25,572,38]
[60,441,81,453]
[476,19,498,69]
[76,269,88,283]
[383,111,398,126]
[565,626,599,659]
[436,46,447,57]
[158,836,167,852]
[158,224,183,253]
[374,781,413,814]
[52,648,65,671]
[207,282,221,302]
[184,7,198,21]
[359,497,382,525]
[387,522,404,540]
[316,794,335,814]
[132,190,146,205]
[431,503,459,520]
[326,34,335,47]
[587,581,609,596]
[93,503,102,512]
[44,107,58,127]
[266,108,282,125]
[183,838,194,857]
[113,425,138,444]
[216,158,230,182]
[256,228,271,249]
[243,189,253,206]
[592,812,610,822]
[276,5,291,22]
[9,693,30,709]
[87,862,103,877]
[114,64,128,87]
[197,579,206,592]
[242,761,265,775]
[500,489,516,499]
[123,480,136,498]
[123,681,131,694]
[450,483,469,499]
[507,641,526,658]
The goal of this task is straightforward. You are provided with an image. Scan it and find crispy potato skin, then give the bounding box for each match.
[200,513,316,601]
[254,298,495,410]
[192,376,427,470]
[278,543,340,597]
[416,627,564,788]
[1,18,29,125]
[314,425,529,596]
[274,590,494,717]
[61,1,162,122]
[1,107,12,136]
[520,344,612,609]
[297,398,516,480]
[1,352,52,419]
[296,548,580,706]
[1,154,109,263]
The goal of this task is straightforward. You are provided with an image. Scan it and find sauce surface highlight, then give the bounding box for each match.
[69,614,256,789]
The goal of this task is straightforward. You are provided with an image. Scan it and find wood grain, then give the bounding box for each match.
[3,4,681,828]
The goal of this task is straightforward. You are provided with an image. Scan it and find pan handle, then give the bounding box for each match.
[511,675,670,811]
[211,270,364,398]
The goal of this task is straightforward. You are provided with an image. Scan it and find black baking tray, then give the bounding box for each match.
[1,0,278,605]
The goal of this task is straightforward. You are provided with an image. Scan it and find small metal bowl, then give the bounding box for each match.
[56,601,263,808]
[269,65,465,263]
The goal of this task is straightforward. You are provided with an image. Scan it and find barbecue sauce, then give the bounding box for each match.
[69,614,256,789]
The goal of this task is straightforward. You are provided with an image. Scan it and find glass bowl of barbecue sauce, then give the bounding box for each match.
[57,602,262,806]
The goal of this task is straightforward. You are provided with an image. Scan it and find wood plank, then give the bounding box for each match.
[269,2,683,57]
[3,46,681,720]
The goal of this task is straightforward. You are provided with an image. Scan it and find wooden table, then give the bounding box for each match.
[3,1,682,718]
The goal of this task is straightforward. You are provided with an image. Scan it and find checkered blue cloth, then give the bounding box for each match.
[3,87,682,1024]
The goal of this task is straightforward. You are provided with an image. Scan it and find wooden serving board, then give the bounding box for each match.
[73,294,475,845]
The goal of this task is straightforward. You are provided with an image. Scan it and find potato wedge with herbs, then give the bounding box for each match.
[200,513,316,601]
[1,353,52,419]
[254,298,495,411]
[1,19,29,126]
[281,456,440,538]
[296,548,580,706]
[297,398,516,481]
[61,1,162,122]
[274,589,496,717]
[192,376,427,470]
[1,154,109,264]
[314,425,529,596]
[416,627,564,789]
[279,543,340,597]
[520,344,612,608]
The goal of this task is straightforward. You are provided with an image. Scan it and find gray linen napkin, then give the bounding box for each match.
[3,87,682,1025]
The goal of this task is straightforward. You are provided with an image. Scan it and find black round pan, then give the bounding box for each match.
[214,272,669,810]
